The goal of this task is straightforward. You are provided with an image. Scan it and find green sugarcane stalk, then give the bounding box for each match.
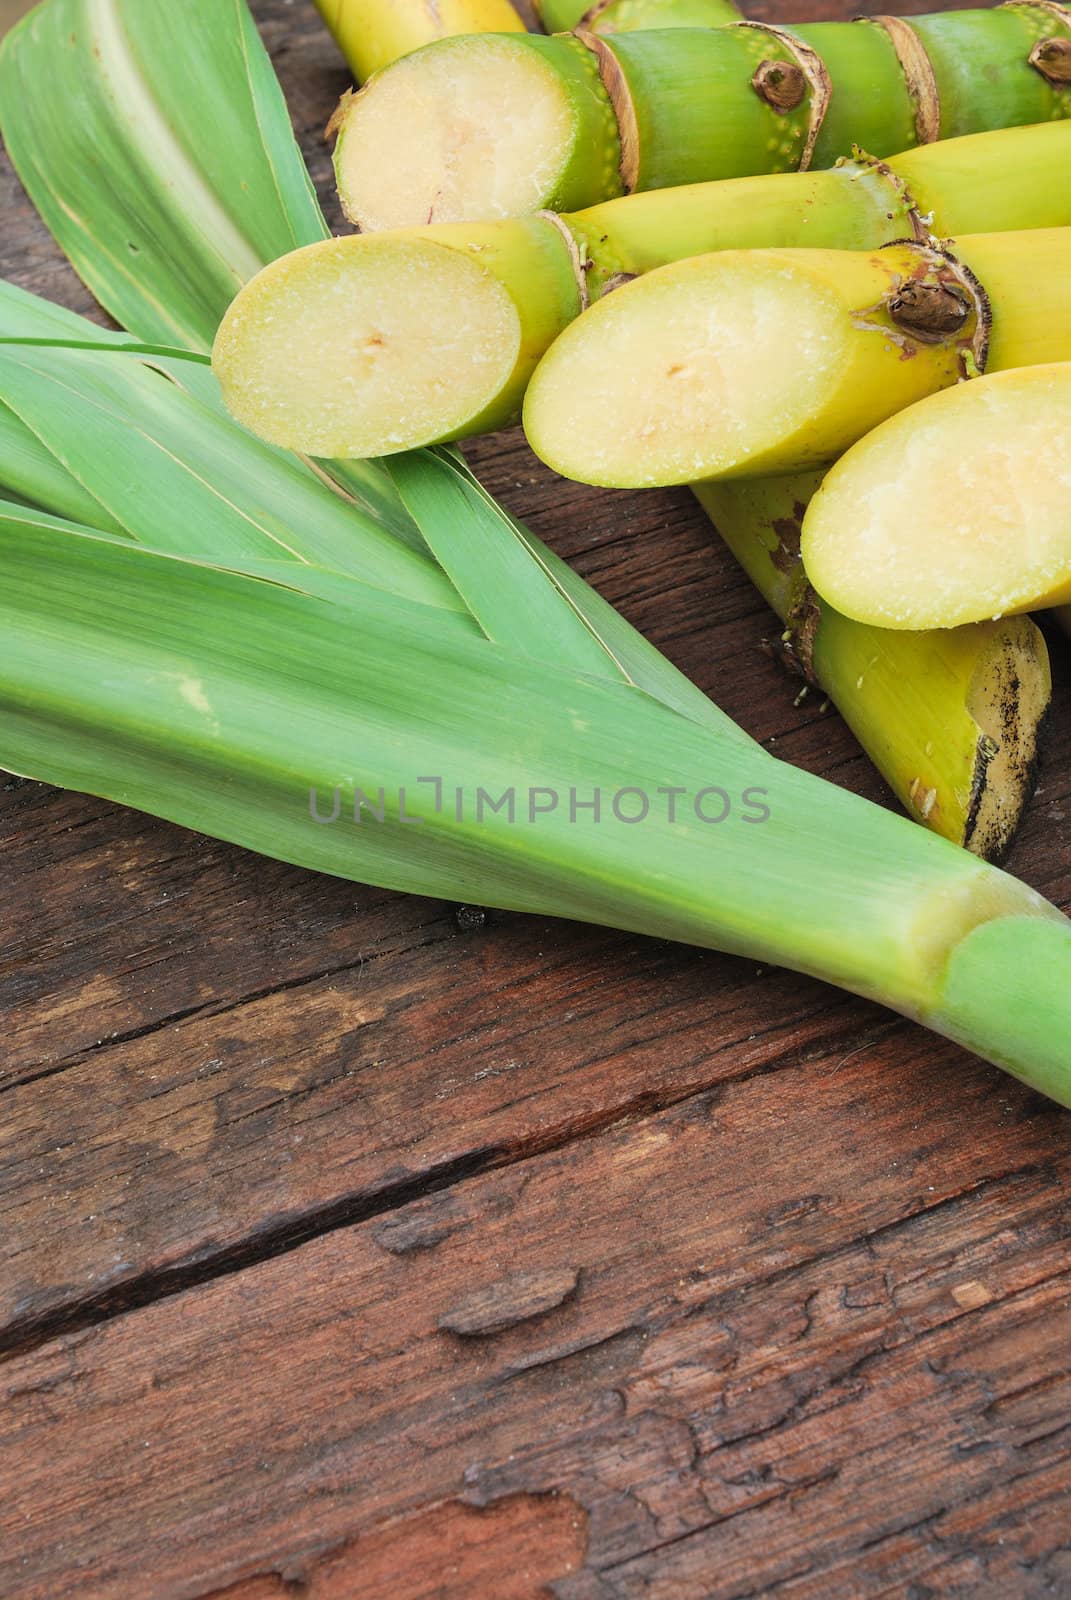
[536,0,742,33]
[330,2,1071,229]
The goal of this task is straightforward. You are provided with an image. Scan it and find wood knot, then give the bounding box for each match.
[751,59,807,112]
[887,281,970,341]
[1029,35,1071,85]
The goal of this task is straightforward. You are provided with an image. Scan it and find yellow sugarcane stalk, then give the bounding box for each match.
[314,0,526,82]
[697,473,1051,859]
[520,227,1071,487]
[213,123,1071,460]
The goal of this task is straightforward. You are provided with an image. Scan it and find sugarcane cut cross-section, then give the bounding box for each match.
[800,363,1071,630]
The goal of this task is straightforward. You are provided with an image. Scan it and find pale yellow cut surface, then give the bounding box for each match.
[522,253,853,488]
[213,235,520,458]
[335,36,576,231]
[802,364,1071,630]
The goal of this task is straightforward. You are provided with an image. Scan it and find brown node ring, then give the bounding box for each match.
[1029,36,1071,83]
[867,15,941,145]
[751,59,808,112]
[577,0,618,27]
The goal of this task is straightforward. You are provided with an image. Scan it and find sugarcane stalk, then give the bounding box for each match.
[331,3,1071,229]
[695,474,1051,860]
[215,122,1071,459]
[314,0,526,82]
[800,363,1071,631]
[521,226,1071,487]
[537,0,741,33]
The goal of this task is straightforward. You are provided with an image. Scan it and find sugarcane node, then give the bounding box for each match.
[770,509,804,573]
[1029,36,1071,83]
[575,29,640,193]
[539,209,592,310]
[602,271,639,294]
[751,58,807,112]
[765,582,822,687]
[869,15,941,146]
[843,152,929,243]
[738,22,832,171]
[887,279,971,341]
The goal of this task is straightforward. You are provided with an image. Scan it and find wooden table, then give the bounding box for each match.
[1,2,1070,1595]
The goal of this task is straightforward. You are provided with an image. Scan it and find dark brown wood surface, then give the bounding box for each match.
[1,1,1070,1595]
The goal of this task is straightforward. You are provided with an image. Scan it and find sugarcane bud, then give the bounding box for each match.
[751,59,807,112]
[887,280,971,340]
[1029,36,1071,85]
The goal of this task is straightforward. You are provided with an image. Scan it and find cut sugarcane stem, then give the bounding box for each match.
[521,228,1071,488]
[215,124,1071,459]
[333,33,623,231]
[696,474,1051,860]
[314,0,526,82]
[537,0,741,31]
[801,363,1071,631]
[332,5,1071,229]
[214,222,582,458]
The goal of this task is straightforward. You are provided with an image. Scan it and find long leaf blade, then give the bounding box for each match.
[0,0,327,350]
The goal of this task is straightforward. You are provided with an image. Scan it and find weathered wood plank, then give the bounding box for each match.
[0,1052,1067,1598]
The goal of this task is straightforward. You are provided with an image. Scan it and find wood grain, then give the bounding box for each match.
[0,0,1069,1594]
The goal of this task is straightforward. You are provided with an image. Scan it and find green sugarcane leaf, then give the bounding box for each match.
[388,448,612,667]
[0,0,327,351]
[0,509,1031,1027]
[0,1,754,731]
[0,400,123,530]
[437,447,752,737]
[0,339,464,611]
